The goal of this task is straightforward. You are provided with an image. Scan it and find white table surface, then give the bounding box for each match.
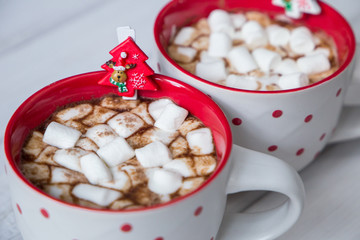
[1,0,360,239]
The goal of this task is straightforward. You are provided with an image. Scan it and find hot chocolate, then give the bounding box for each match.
[20,95,217,210]
[167,9,339,90]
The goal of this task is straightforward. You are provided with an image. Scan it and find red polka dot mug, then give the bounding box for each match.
[154,0,358,171]
[4,72,304,240]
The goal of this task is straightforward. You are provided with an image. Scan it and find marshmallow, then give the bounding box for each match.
[186,128,214,155]
[174,26,198,46]
[154,103,188,132]
[225,74,259,90]
[75,137,99,152]
[194,155,217,175]
[100,96,139,111]
[130,102,154,125]
[208,9,233,33]
[306,47,331,58]
[72,184,121,207]
[43,122,82,149]
[148,99,174,121]
[50,166,87,184]
[142,127,179,145]
[241,20,268,48]
[258,75,280,91]
[191,36,209,51]
[20,163,50,182]
[82,106,117,126]
[43,184,73,203]
[194,18,211,35]
[79,153,112,185]
[178,177,205,196]
[85,124,117,148]
[144,167,158,179]
[62,120,87,134]
[178,117,204,136]
[35,146,58,166]
[290,27,315,54]
[23,131,46,158]
[177,46,197,61]
[195,59,228,82]
[252,48,281,72]
[273,58,300,75]
[277,73,309,90]
[53,148,88,172]
[230,13,246,29]
[147,168,182,195]
[163,157,196,177]
[55,104,92,122]
[96,137,135,167]
[208,32,232,58]
[227,46,258,73]
[199,52,221,63]
[108,112,145,138]
[110,199,134,210]
[135,141,172,168]
[99,167,131,192]
[232,30,243,40]
[169,136,189,158]
[297,53,331,75]
[266,25,290,46]
[120,165,147,187]
[245,11,271,26]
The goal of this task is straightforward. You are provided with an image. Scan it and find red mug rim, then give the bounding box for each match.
[4,71,232,213]
[153,0,356,94]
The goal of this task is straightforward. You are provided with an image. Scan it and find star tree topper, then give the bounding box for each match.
[98,31,157,99]
[272,0,321,19]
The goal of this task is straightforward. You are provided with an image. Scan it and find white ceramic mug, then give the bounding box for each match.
[154,0,359,171]
[4,72,304,240]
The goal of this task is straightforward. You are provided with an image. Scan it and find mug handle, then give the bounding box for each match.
[217,144,305,240]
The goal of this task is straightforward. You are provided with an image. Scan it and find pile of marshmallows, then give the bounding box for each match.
[41,99,215,207]
[170,9,334,90]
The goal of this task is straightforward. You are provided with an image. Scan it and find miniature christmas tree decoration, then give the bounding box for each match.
[98,36,157,98]
[272,0,321,19]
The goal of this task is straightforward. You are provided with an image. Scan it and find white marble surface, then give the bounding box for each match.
[1,0,360,239]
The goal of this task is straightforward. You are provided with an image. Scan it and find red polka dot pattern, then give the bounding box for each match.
[232,118,242,126]
[194,206,203,216]
[296,148,305,156]
[320,133,326,141]
[336,88,342,97]
[268,145,278,152]
[121,223,132,232]
[40,208,49,218]
[154,237,164,240]
[272,110,283,118]
[16,204,22,214]
[304,114,313,123]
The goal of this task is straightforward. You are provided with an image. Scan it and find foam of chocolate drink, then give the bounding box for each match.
[20,95,217,210]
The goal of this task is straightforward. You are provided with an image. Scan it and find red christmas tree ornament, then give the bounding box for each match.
[98,37,157,97]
